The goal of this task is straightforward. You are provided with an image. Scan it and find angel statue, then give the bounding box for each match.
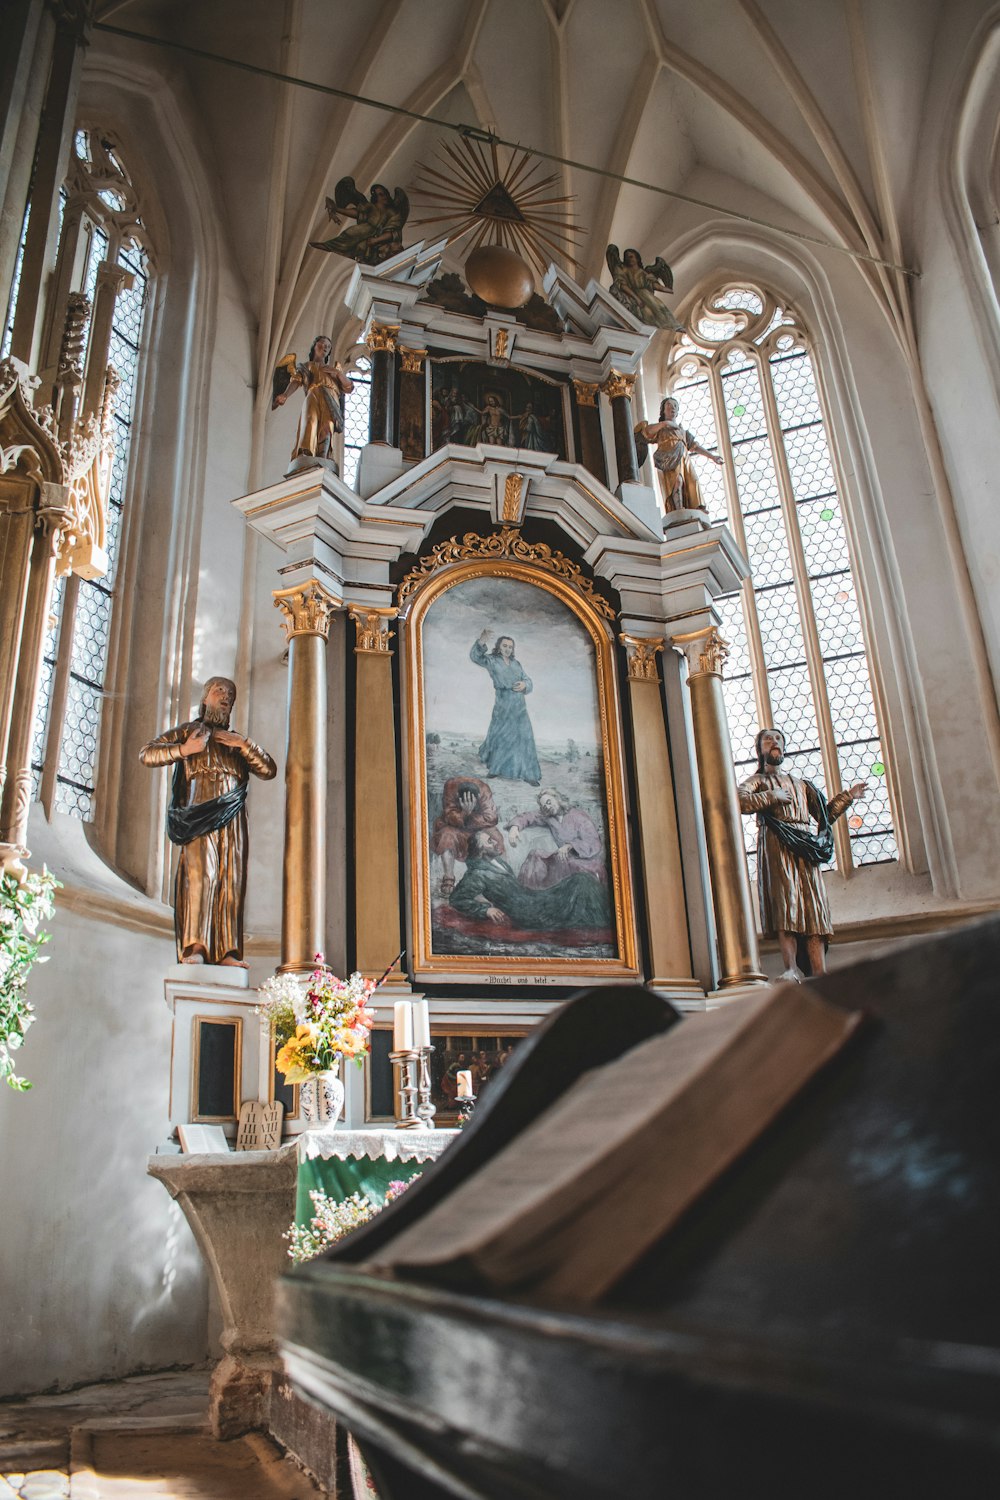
[271,334,354,476]
[309,176,409,266]
[605,244,684,332]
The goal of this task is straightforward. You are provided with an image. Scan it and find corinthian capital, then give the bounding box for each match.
[672,625,730,679]
[601,370,636,401]
[349,607,396,653]
[273,580,339,641]
[620,633,664,682]
[366,323,400,354]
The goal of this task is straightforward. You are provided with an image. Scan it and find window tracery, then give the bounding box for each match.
[32,128,151,820]
[663,283,896,877]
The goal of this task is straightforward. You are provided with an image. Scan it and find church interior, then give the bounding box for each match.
[2,1,999,1495]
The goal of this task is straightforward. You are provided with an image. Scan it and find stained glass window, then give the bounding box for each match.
[341,354,371,490]
[30,129,150,821]
[663,284,896,877]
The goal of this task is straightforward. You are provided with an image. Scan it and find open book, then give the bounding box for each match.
[363,985,863,1303]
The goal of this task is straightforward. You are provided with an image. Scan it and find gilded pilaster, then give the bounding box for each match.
[273,580,339,973]
[349,606,405,982]
[673,625,765,987]
[620,633,699,993]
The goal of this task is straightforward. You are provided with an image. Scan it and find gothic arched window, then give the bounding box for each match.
[662,283,896,876]
[32,128,151,820]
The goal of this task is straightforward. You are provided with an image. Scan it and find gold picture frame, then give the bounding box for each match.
[190,1015,243,1124]
[401,547,639,983]
[365,1024,530,1124]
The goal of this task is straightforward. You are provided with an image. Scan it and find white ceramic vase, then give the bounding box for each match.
[299,1068,344,1130]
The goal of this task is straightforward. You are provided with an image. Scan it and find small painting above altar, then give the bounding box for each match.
[430,360,568,458]
[403,554,638,983]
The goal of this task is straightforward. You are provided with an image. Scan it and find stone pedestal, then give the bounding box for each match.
[147,1149,297,1439]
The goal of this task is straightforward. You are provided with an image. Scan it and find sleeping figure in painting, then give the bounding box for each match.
[450,830,610,933]
[431,776,504,899]
[470,630,541,785]
[507,788,607,889]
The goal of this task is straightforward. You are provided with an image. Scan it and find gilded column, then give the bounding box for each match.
[572,379,607,487]
[349,607,405,982]
[601,370,639,486]
[273,580,338,973]
[672,626,765,988]
[0,499,70,851]
[619,634,700,995]
[365,323,400,447]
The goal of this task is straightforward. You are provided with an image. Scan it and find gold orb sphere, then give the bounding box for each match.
[464,243,535,308]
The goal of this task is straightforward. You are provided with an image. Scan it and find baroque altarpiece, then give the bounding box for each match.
[233,241,769,1120]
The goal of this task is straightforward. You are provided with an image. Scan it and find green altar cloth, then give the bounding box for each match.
[294,1126,458,1229]
[295,1153,427,1227]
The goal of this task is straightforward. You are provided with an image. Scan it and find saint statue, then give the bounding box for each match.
[139,676,277,966]
[634,396,723,513]
[271,334,354,475]
[738,727,867,980]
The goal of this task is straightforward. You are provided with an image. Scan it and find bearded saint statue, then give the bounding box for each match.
[139,676,277,966]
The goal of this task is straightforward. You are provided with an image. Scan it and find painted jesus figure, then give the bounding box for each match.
[469,630,541,785]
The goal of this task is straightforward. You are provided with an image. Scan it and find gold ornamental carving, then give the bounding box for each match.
[273,580,339,641]
[572,379,599,408]
[601,370,636,402]
[493,328,509,361]
[350,607,396,653]
[620,633,664,682]
[501,472,524,524]
[673,625,730,678]
[366,322,400,354]
[397,527,615,621]
[399,347,426,374]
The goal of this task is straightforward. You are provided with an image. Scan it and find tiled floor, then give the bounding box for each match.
[0,1371,329,1499]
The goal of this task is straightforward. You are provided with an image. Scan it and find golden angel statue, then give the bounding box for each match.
[271,334,354,475]
[605,244,684,331]
[309,176,409,266]
[634,395,723,513]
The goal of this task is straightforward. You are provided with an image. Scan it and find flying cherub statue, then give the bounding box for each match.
[605,244,684,331]
[309,177,410,266]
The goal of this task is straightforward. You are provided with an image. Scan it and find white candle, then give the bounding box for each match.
[457,1069,473,1099]
[393,1000,414,1051]
[412,999,431,1050]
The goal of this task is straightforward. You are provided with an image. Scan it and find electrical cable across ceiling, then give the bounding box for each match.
[92,20,919,279]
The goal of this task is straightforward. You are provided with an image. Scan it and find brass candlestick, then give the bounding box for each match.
[416,1045,436,1130]
[390,1048,421,1129]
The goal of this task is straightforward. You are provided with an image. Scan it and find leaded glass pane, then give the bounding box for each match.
[54,778,93,820]
[797,496,851,575]
[82,222,109,300]
[731,437,777,515]
[716,591,752,679]
[766,662,820,755]
[782,422,836,502]
[720,359,767,445]
[58,676,102,794]
[769,350,822,426]
[742,509,793,588]
[31,658,54,770]
[342,357,372,490]
[71,583,113,685]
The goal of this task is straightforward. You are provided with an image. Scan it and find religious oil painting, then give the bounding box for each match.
[430,360,568,459]
[404,562,638,982]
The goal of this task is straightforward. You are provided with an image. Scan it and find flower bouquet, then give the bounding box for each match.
[256,956,378,1128]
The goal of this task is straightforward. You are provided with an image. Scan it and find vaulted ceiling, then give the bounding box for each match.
[89,0,947,376]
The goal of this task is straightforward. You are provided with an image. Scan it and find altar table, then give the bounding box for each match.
[294,1126,458,1229]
